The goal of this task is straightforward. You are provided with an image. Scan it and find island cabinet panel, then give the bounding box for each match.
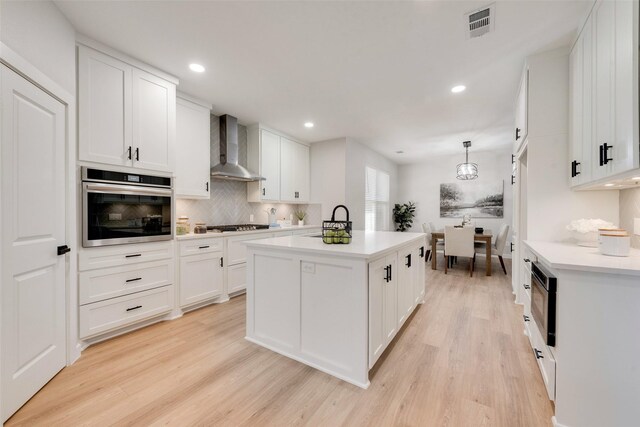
[300,261,367,377]
[252,253,300,351]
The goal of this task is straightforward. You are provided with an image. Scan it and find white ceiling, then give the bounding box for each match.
[55,0,590,164]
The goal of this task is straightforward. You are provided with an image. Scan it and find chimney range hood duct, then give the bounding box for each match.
[210,115,264,182]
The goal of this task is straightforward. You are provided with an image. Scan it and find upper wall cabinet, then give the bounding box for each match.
[175,94,211,199]
[78,43,177,173]
[247,125,310,203]
[514,69,529,153]
[570,0,639,188]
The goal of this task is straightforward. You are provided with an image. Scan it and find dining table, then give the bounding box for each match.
[431,231,493,276]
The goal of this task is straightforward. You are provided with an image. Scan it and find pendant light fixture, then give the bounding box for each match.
[456,141,478,180]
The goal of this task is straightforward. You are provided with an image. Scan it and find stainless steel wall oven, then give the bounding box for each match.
[82,168,173,247]
[531,261,557,347]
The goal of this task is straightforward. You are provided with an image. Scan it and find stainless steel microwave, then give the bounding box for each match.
[531,261,557,347]
[82,168,174,247]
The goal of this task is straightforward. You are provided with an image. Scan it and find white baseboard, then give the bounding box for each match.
[551,416,569,427]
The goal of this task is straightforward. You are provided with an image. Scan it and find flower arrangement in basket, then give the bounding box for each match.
[322,205,352,244]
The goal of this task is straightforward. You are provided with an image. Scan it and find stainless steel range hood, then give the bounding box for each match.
[210,115,264,182]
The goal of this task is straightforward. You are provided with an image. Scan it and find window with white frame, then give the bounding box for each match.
[365,166,390,231]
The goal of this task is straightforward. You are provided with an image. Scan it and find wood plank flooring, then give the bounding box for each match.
[6,257,554,426]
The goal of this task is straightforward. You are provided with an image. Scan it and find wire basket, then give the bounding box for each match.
[322,205,353,244]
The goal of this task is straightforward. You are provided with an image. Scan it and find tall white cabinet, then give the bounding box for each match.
[247,125,310,203]
[175,94,212,198]
[78,42,177,173]
[569,0,639,187]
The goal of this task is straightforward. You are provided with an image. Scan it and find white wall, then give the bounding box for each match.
[345,139,398,231]
[310,138,347,221]
[1,0,76,95]
[398,148,513,246]
[310,138,398,230]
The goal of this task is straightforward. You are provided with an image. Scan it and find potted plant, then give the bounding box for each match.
[393,201,416,232]
[295,210,307,226]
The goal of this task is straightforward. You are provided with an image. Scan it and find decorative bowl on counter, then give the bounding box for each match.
[567,219,616,247]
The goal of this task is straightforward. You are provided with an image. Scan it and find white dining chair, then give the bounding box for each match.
[424,222,445,262]
[444,226,475,277]
[476,224,510,274]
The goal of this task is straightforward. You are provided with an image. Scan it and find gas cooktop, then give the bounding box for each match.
[206,224,270,232]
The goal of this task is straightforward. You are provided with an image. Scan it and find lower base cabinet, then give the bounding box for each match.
[179,251,224,307]
[226,263,247,294]
[80,285,174,338]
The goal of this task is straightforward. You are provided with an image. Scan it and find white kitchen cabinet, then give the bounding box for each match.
[247,124,310,203]
[368,253,398,368]
[78,45,132,167]
[77,241,176,340]
[132,69,175,172]
[175,94,211,198]
[397,247,415,327]
[414,245,426,305]
[78,42,177,173]
[248,128,280,201]
[280,138,310,202]
[179,251,224,307]
[514,68,528,153]
[570,21,590,186]
[178,237,225,307]
[79,285,174,339]
[570,0,639,187]
[226,263,247,295]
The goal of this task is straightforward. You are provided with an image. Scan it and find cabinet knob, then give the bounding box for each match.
[523,315,530,322]
[515,127,521,140]
[206,182,209,192]
[534,348,544,359]
[135,147,140,161]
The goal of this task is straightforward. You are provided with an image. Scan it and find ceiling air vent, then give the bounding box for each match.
[465,3,495,39]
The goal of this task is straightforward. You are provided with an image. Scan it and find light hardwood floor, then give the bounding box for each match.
[7,257,554,426]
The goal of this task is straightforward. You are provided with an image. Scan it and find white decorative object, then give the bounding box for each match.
[599,234,631,257]
[566,219,616,247]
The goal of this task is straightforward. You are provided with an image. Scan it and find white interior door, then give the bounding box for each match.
[1,65,67,422]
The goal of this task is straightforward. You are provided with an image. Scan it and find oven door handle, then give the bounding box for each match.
[84,182,173,197]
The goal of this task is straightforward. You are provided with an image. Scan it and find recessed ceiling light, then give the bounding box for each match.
[604,183,615,187]
[451,85,466,93]
[304,122,314,128]
[189,63,205,73]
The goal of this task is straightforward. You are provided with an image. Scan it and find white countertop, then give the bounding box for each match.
[175,224,321,240]
[244,230,426,259]
[524,240,640,276]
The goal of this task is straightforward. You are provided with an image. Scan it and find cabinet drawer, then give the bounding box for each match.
[79,285,174,338]
[179,237,223,256]
[80,259,174,305]
[227,263,247,294]
[530,318,556,401]
[79,241,173,271]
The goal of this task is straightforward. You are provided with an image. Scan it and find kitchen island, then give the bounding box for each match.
[245,230,426,388]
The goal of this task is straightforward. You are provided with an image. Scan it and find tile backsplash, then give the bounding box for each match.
[176,114,321,227]
[619,186,640,248]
